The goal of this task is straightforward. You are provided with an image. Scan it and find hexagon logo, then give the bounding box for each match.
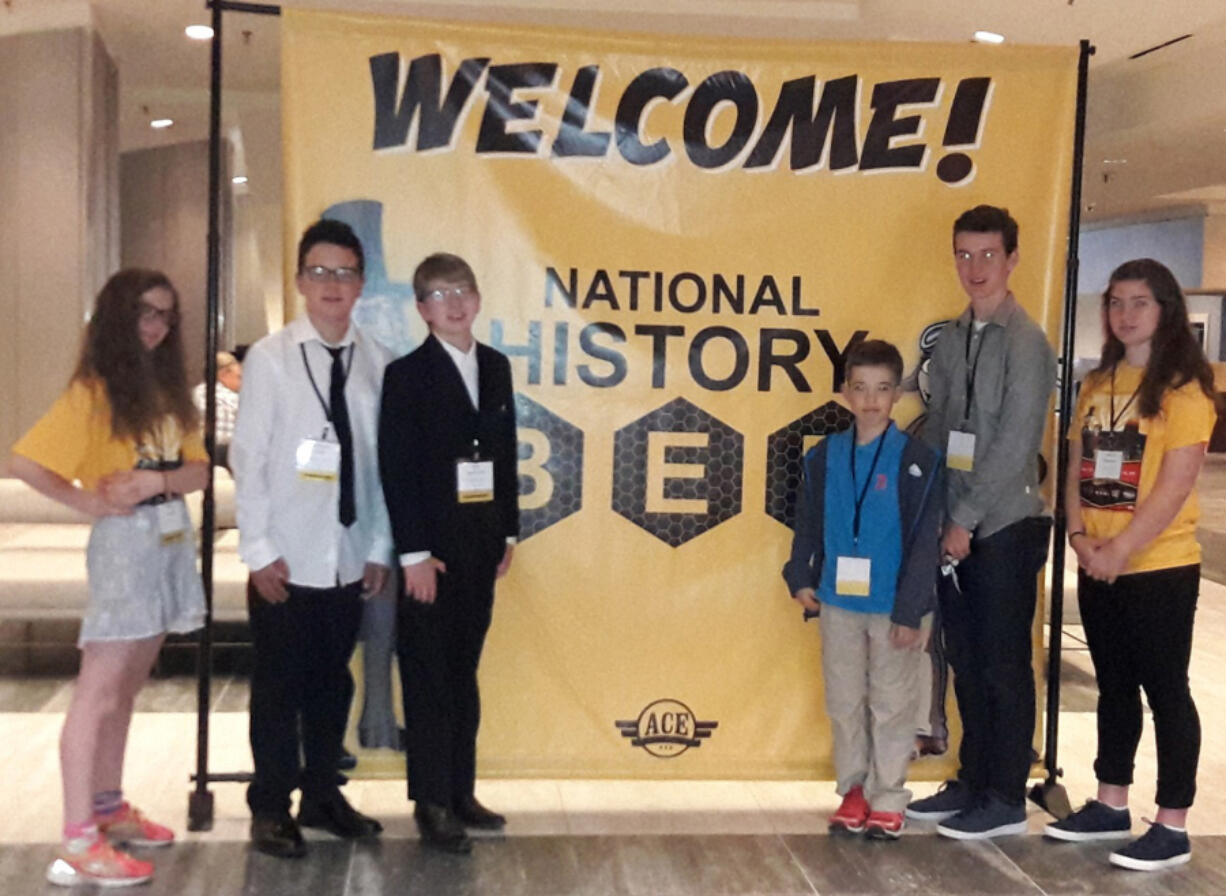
[515,393,583,539]
[764,400,854,530]
[611,397,743,547]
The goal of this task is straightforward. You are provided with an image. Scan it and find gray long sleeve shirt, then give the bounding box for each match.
[921,293,1056,538]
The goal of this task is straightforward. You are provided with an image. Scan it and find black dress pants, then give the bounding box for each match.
[247,579,363,815]
[396,538,501,809]
[1078,564,1200,809]
[940,516,1051,805]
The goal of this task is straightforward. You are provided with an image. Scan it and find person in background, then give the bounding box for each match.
[1043,258,1218,870]
[9,269,208,888]
[192,351,241,470]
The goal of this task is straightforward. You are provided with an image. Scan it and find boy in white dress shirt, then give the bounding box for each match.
[231,219,392,858]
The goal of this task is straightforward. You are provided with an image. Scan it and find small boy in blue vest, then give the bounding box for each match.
[783,338,942,839]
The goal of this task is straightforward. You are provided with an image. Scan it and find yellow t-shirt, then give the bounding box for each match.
[12,379,207,490]
[1072,363,1216,573]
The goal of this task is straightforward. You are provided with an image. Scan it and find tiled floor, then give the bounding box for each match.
[4,600,1226,896]
[6,481,1226,893]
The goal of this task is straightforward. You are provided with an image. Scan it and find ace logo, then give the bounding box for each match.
[615,698,718,758]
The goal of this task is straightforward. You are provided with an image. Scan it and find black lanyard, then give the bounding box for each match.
[962,321,987,427]
[850,421,891,548]
[300,342,354,432]
[1108,364,1139,432]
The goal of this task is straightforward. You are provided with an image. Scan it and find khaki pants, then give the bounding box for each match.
[819,604,918,813]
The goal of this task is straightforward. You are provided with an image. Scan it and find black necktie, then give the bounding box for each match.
[326,346,356,527]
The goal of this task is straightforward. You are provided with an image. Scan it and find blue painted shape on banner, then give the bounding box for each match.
[322,199,418,356]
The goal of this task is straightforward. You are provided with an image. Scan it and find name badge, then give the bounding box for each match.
[1094,449,1124,480]
[947,430,976,471]
[296,438,340,481]
[157,501,188,545]
[456,459,494,503]
[835,556,872,597]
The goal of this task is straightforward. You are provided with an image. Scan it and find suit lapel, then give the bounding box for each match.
[427,334,476,413]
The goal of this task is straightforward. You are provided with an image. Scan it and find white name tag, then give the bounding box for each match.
[1094,449,1124,480]
[157,500,188,545]
[835,556,872,597]
[296,438,340,481]
[947,430,976,471]
[456,459,494,503]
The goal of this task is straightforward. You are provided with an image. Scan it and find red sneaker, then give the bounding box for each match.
[97,802,175,848]
[828,786,870,834]
[45,838,154,887]
[865,810,905,840]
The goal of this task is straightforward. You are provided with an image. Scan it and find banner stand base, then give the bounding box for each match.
[1028,777,1071,820]
[187,789,216,832]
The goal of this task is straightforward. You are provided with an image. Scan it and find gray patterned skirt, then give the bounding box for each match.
[81,499,205,645]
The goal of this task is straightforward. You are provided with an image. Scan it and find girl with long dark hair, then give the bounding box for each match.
[9,269,208,887]
[1044,258,1218,870]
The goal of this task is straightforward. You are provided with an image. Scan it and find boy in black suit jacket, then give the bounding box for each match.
[378,253,519,854]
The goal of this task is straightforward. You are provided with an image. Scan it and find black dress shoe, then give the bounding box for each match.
[455,796,506,830]
[338,749,358,771]
[414,802,472,854]
[298,790,383,839]
[251,813,307,859]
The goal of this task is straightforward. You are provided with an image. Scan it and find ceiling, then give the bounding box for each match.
[6,0,1226,224]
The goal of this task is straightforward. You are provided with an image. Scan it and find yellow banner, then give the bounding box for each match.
[283,9,1077,778]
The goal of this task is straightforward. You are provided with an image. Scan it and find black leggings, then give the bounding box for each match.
[1078,564,1200,809]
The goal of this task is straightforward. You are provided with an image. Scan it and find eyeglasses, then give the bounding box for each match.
[423,284,477,303]
[953,249,1006,264]
[139,302,178,325]
[302,265,363,284]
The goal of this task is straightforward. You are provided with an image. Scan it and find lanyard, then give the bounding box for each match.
[300,342,354,431]
[850,421,891,547]
[962,321,987,427]
[1108,364,1139,432]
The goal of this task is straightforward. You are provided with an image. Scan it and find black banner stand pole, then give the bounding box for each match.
[189,0,281,833]
[1028,37,1095,821]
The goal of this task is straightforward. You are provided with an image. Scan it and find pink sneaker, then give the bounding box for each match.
[828,786,870,834]
[97,802,175,848]
[865,810,905,840]
[46,838,154,887]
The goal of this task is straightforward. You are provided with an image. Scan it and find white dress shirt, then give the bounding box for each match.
[438,337,479,409]
[231,315,394,587]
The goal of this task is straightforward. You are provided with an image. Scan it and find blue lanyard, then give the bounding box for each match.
[850,422,891,548]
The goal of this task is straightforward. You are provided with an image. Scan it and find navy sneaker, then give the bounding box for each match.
[1109,823,1191,871]
[1044,800,1131,842]
[937,792,1027,840]
[905,780,972,821]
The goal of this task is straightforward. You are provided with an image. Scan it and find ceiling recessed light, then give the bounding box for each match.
[150,118,174,130]
[973,30,1005,44]
[232,175,249,185]
[185,24,214,41]
[1102,158,1128,165]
